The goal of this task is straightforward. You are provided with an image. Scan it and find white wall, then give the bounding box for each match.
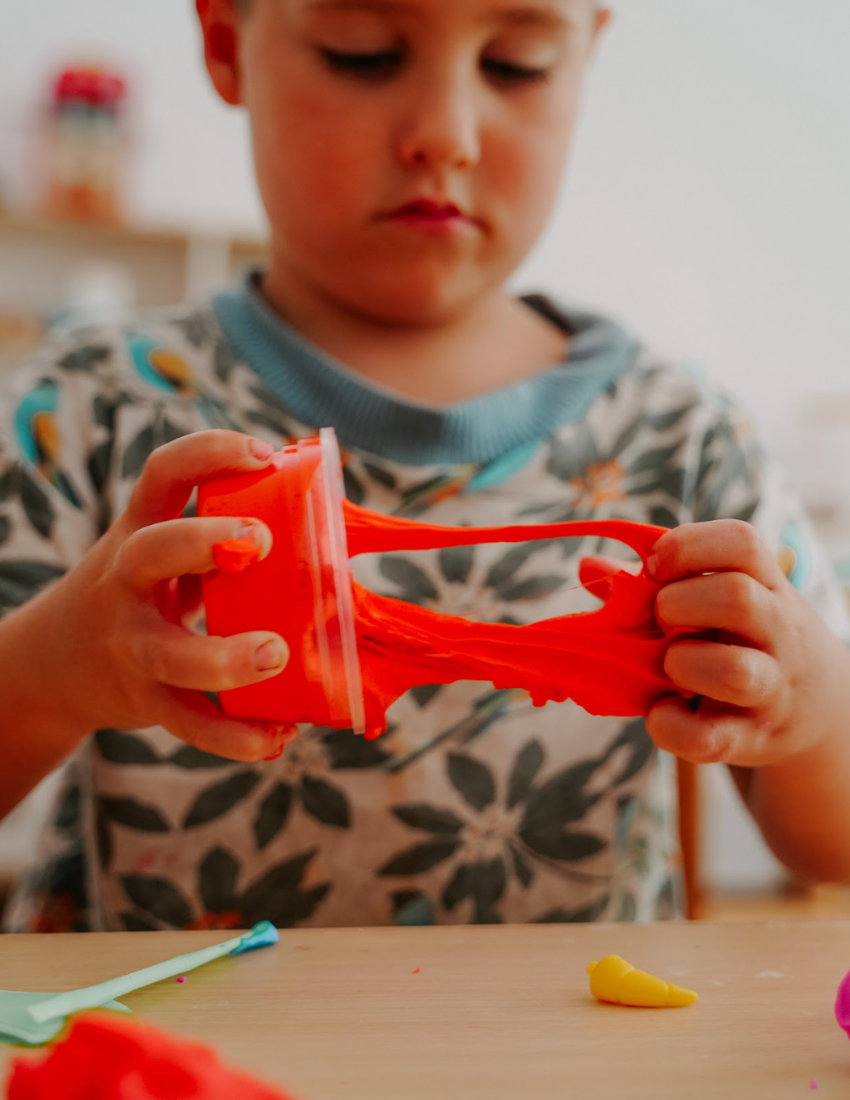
[518,0,850,451]
[2,1,849,893]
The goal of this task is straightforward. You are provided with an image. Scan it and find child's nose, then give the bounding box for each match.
[395,75,481,171]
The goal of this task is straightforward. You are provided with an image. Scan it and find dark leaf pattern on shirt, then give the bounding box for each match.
[53,784,82,831]
[20,470,56,537]
[58,345,111,372]
[447,752,495,812]
[100,797,170,833]
[379,838,462,877]
[392,805,464,835]
[438,544,474,585]
[199,847,240,913]
[0,560,65,609]
[299,775,351,828]
[322,727,392,769]
[95,729,161,766]
[169,745,234,769]
[533,894,611,923]
[378,556,438,604]
[253,782,294,850]
[121,417,185,478]
[182,770,262,828]
[121,875,194,928]
[120,911,159,931]
[240,849,331,927]
[96,803,113,873]
[506,740,544,809]
[442,857,507,923]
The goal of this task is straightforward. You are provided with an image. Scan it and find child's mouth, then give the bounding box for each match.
[382,198,475,233]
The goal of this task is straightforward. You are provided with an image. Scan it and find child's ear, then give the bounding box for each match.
[587,6,613,58]
[196,0,244,106]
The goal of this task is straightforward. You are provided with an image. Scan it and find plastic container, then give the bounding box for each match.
[199,429,365,733]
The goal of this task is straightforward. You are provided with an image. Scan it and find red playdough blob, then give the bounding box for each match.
[6,1013,297,1100]
[199,432,683,739]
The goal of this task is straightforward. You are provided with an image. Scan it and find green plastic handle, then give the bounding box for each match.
[28,921,277,1025]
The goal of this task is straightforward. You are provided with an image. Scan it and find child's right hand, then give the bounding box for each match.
[37,430,294,762]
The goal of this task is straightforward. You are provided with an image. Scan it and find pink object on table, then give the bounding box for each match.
[835,966,850,1038]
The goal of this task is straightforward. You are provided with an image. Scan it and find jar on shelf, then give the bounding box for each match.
[43,64,127,224]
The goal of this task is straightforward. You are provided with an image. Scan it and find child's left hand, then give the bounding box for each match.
[645,519,848,768]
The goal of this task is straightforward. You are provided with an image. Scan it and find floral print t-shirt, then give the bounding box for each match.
[0,279,844,933]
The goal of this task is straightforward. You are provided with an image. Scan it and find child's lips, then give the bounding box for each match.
[380,198,479,233]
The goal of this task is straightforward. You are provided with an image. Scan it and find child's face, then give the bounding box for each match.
[206,0,609,325]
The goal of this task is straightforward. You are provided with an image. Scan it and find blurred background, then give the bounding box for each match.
[1,0,849,920]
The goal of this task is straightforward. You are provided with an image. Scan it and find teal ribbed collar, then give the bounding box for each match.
[212,273,638,466]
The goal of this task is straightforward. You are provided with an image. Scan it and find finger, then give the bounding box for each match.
[656,571,777,648]
[648,520,781,588]
[646,695,748,764]
[155,686,300,763]
[117,516,272,593]
[127,430,275,527]
[133,623,290,692]
[664,638,780,708]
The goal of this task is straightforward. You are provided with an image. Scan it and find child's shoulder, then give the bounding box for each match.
[555,302,752,460]
[9,300,224,396]
[539,296,745,439]
[609,344,742,427]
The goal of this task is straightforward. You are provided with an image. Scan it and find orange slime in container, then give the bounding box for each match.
[199,430,676,739]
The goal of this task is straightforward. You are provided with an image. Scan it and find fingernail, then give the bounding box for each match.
[645,553,658,579]
[255,638,288,671]
[262,724,297,761]
[238,519,271,558]
[249,437,274,460]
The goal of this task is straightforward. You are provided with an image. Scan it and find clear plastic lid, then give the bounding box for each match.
[302,429,366,735]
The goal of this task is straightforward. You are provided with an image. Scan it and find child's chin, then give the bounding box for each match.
[344,272,489,328]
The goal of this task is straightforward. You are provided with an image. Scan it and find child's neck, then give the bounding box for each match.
[260,271,569,407]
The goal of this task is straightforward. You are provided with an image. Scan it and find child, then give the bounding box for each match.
[1,0,850,933]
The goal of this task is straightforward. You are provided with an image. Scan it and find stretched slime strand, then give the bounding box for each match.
[200,430,675,738]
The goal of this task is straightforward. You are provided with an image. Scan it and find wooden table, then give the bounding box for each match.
[2,922,849,1099]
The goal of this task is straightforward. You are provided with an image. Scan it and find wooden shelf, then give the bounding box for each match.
[0,207,265,255]
[0,208,268,324]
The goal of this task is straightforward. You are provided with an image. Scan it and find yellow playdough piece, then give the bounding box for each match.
[587,955,698,1007]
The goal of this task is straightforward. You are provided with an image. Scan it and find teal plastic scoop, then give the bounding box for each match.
[0,919,278,1047]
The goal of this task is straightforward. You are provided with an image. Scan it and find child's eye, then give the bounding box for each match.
[320,49,403,79]
[482,59,550,86]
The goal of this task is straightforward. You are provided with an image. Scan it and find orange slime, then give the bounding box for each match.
[342,503,672,738]
[201,433,677,739]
